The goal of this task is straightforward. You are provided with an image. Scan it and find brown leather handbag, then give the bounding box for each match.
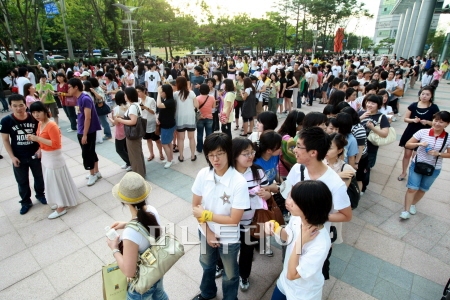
[250,196,285,239]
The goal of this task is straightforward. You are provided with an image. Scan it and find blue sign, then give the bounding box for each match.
[44,1,59,18]
[343,39,347,43]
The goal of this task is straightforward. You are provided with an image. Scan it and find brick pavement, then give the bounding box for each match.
[0,81,449,299]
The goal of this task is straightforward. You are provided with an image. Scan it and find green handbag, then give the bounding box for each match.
[102,262,127,300]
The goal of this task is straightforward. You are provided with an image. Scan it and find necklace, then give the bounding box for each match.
[416,109,429,115]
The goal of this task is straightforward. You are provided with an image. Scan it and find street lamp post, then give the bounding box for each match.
[312,30,318,60]
[113,3,139,62]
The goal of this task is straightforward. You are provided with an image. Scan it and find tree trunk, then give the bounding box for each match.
[294,3,300,51]
[164,47,168,61]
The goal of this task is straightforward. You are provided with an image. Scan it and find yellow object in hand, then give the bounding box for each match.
[270,220,281,234]
[202,210,214,222]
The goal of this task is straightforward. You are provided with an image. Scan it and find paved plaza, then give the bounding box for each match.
[0,82,450,299]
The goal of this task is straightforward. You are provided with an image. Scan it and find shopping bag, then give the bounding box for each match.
[102,262,127,300]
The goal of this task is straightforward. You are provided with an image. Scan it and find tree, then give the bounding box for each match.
[376,38,395,54]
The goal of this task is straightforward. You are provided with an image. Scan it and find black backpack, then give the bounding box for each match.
[341,164,360,209]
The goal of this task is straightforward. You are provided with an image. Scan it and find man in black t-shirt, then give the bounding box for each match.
[0,94,46,215]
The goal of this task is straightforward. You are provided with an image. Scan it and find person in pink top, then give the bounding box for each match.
[23,83,40,109]
[433,65,444,81]
[196,84,215,153]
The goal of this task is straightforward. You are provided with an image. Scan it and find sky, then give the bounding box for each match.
[169,0,450,37]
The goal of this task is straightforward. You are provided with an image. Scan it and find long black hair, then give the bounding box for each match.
[278,110,305,137]
[232,137,262,183]
[133,201,161,238]
[254,130,282,159]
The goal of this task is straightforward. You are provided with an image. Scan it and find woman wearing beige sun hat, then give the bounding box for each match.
[106,172,168,300]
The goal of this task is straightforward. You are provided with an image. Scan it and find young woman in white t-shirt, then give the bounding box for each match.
[265,180,332,300]
[215,137,271,291]
[377,90,396,122]
[106,172,168,300]
[191,133,250,300]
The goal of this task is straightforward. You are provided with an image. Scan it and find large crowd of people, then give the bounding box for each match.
[0,52,449,299]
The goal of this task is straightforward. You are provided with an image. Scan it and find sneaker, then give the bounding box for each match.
[87,174,98,186]
[103,136,112,140]
[121,164,128,169]
[20,203,33,215]
[0,154,3,159]
[48,209,67,219]
[265,249,274,257]
[239,277,250,291]
[164,161,173,169]
[215,265,223,278]
[125,166,132,172]
[397,113,402,117]
[36,197,47,205]
[409,205,417,215]
[360,191,365,196]
[391,117,397,122]
[191,294,215,300]
[85,172,102,180]
[399,211,411,220]
[66,128,74,132]
[51,204,58,210]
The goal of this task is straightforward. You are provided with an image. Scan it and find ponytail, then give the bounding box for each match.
[253,130,282,159]
[134,201,161,239]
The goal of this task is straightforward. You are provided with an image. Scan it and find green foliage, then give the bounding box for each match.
[0,0,376,60]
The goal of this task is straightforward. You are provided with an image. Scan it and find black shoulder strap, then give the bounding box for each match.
[198,96,209,110]
[300,164,305,181]
[435,133,449,166]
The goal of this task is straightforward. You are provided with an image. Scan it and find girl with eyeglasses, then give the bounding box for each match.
[191,133,250,300]
[215,137,272,291]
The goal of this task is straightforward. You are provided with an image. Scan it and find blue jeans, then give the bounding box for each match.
[127,279,168,300]
[13,156,45,206]
[407,162,441,192]
[0,96,8,111]
[297,90,302,108]
[98,114,112,138]
[196,119,213,152]
[271,285,286,300]
[62,105,77,130]
[198,232,240,300]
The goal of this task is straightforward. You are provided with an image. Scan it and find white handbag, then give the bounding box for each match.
[367,115,396,146]
[125,221,185,294]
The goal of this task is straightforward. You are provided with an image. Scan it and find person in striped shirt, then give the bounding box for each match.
[400,111,450,219]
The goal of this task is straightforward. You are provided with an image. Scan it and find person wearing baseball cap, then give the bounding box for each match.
[80,71,90,80]
[107,172,169,299]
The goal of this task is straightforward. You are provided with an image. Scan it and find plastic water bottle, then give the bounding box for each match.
[425,146,432,153]
[105,226,119,240]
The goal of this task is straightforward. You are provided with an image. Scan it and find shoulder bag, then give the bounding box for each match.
[250,196,285,239]
[195,96,209,123]
[340,164,360,209]
[124,104,147,140]
[125,220,185,294]
[414,133,448,176]
[367,114,396,146]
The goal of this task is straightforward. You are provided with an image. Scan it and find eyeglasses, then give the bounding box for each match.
[241,151,256,158]
[207,152,226,160]
[296,145,306,150]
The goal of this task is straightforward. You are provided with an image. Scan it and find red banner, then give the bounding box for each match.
[334,28,345,53]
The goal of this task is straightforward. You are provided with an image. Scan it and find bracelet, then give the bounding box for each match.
[112,249,121,255]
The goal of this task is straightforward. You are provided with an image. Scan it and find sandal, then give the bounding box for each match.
[147,155,155,161]
[178,156,184,162]
[239,133,248,137]
[234,126,239,130]
[159,155,165,160]
[397,175,406,181]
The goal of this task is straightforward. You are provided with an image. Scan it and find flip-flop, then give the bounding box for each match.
[147,155,155,161]
[239,134,247,137]
[397,176,406,181]
[160,156,165,160]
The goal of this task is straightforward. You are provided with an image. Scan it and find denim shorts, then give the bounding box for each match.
[277,98,284,105]
[160,125,176,145]
[406,162,441,192]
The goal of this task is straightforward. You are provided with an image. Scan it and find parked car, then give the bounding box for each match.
[121,50,135,58]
